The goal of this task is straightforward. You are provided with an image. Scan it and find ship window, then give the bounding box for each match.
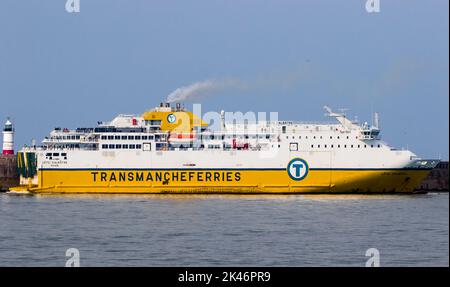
[358,145,360,148]
[142,136,148,140]
[266,135,270,139]
[351,145,353,148]
[128,136,134,140]
[320,136,322,139]
[46,153,52,157]
[115,136,120,140]
[344,145,347,148]
[378,144,381,148]
[136,144,142,149]
[53,153,59,156]
[121,136,127,140]
[116,144,122,149]
[330,136,332,139]
[135,136,141,140]
[346,136,349,139]
[318,144,320,148]
[331,145,334,148]
[337,136,340,139]
[148,135,154,140]
[311,144,314,148]
[123,144,128,149]
[338,145,340,148]
[76,135,80,139]
[313,136,316,139]
[289,143,298,151]
[61,153,67,156]
[108,144,115,149]
[305,136,308,139]
[107,136,113,140]
[282,126,286,134]
[102,144,108,149]
[130,144,136,149]
[371,145,374,148]
[364,145,367,148]
[324,144,327,148]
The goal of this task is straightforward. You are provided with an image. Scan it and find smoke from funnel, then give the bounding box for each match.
[166,79,244,103]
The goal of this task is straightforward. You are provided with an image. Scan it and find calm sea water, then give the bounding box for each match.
[0,192,448,267]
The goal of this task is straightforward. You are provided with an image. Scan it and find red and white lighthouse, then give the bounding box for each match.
[2,118,14,155]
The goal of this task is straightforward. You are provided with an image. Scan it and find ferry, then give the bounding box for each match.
[12,102,438,194]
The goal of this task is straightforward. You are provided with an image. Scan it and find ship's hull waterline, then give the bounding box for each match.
[14,168,431,194]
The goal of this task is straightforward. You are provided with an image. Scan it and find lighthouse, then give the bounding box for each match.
[2,118,14,155]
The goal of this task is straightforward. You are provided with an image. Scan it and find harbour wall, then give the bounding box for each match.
[414,161,449,192]
[0,155,19,191]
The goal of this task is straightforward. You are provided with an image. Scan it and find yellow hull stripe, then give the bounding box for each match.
[22,169,432,194]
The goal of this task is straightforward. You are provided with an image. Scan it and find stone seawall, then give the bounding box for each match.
[415,161,449,192]
[0,155,19,191]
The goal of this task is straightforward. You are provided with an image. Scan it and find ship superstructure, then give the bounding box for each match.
[14,103,438,193]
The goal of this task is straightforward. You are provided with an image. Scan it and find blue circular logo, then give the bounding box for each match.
[287,158,309,181]
[167,114,176,124]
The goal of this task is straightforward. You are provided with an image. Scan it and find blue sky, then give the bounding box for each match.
[0,0,448,159]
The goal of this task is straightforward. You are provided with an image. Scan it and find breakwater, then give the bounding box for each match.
[0,155,19,190]
[414,161,449,192]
